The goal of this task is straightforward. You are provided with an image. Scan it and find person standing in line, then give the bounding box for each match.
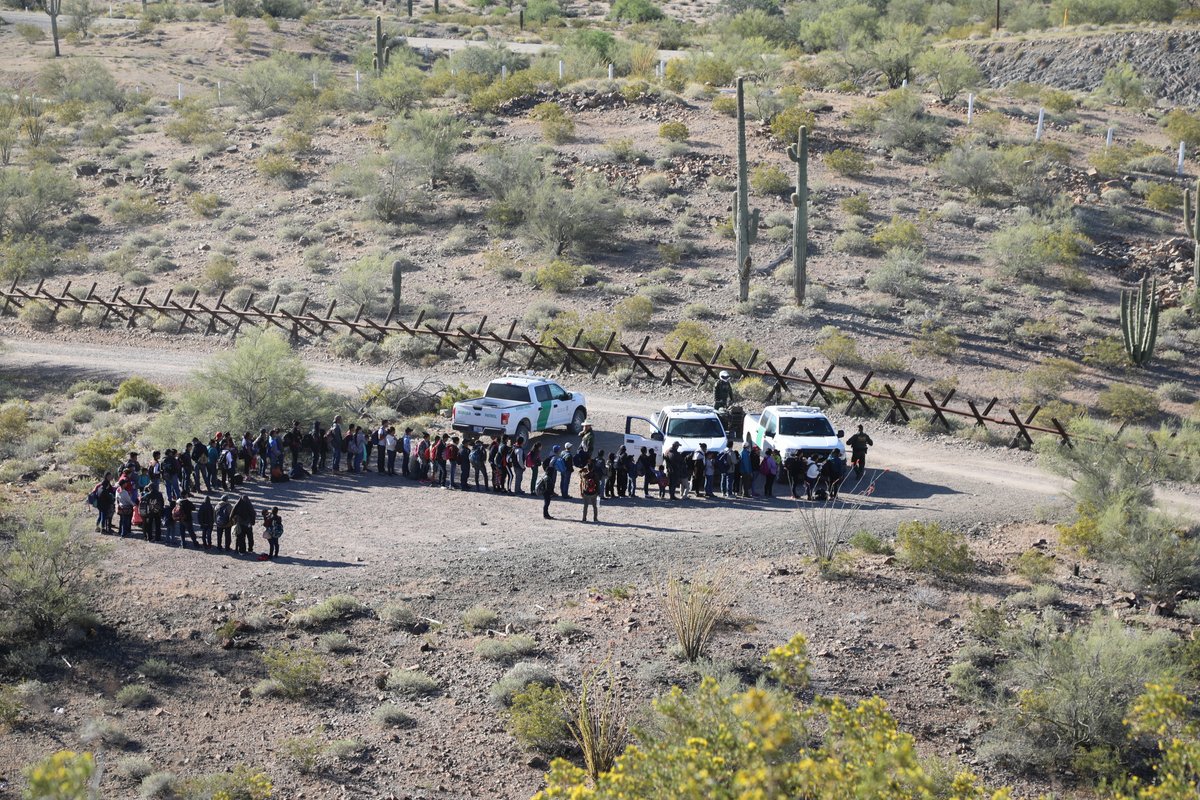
[385,426,398,476]
[638,446,654,498]
[527,442,542,494]
[215,495,233,550]
[233,493,256,554]
[445,436,460,489]
[376,421,390,473]
[331,414,345,471]
[704,450,717,499]
[176,493,198,547]
[511,437,526,494]
[580,464,600,523]
[197,495,215,548]
[761,447,779,497]
[805,457,821,501]
[471,440,487,488]
[604,452,617,499]
[142,482,165,542]
[400,427,413,478]
[846,425,874,480]
[824,451,846,499]
[457,438,471,490]
[265,507,283,559]
[614,447,628,498]
[543,445,562,519]
[665,442,685,501]
[784,451,804,499]
[116,477,135,538]
[559,444,574,498]
[309,421,323,472]
[416,432,430,481]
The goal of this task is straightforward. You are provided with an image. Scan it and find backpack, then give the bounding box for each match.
[216,505,231,527]
[148,495,164,515]
[171,504,183,522]
[582,474,599,495]
[534,475,547,495]
[525,450,536,469]
[86,485,100,507]
[470,447,483,465]
[573,451,588,468]
[138,497,152,518]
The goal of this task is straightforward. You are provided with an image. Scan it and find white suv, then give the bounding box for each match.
[451,375,587,441]
[623,404,729,460]
[742,404,844,458]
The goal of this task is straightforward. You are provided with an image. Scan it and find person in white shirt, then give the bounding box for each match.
[385,426,398,476]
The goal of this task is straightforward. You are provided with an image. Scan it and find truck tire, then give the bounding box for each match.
[515,420,531,442]
[569,408,587,435]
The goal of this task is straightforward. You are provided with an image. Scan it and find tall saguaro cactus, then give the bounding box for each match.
[734,77,759,303]
[391,259,404,314]
[42,0,63,58]
[1185,181,1199,309]
[372,15,391,76]
[787,125,809,307]
[1120,275,1159,367]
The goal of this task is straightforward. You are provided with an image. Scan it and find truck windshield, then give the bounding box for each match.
[665,417,725,438]
[780,417,835,437]
[484,383,531,402]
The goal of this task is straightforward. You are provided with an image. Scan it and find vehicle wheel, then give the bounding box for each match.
[569,408,587,435]
[515,420,531,442]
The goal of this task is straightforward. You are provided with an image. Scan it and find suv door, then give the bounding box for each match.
[547,383,572,427]
[762,411,777,447]
[624,416,663,460]
[533,384,553,431]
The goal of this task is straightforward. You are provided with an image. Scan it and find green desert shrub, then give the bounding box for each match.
[896,521,973,581]
[508,682,570,752]
[476,634,539,664]
[387,668,440,698]
[261,647,325,698]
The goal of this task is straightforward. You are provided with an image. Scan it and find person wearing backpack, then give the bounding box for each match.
[162,449,181,501]
[823,451,846,499]
[142,483,165,542]
[233,494,256,554]
[614,447,628,498]
[264,507,283,559]
[116,478,136,538]
[637,447,655,498]
[400,427,413,478]
[385,426,398,476]
[330,415,344,472]
[580,465,600,523]
[760,447,779,498]
[197,495,215,548]
[526,442,542,494]
[215,496,233,550]
[456,436,471,490]
[176,493,197,547]
[470,440,487,488]
[604,453,617,499]
[511,437,526,494]
[89,473,115,534]
[431,434,447,487]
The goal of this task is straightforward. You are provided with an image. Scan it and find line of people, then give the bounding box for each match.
[85,413,876,536]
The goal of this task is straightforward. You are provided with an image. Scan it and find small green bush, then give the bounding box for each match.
[1163,108,1200,149]
[289,594,367,628]
[530,101,575,144]
[379,601,421,631]
[658,121,688,142]
[750,164,790,196]
[614,295,654,329]
[896,521,973,580]
[527,259,584,293]
[839,194,870,216]
[115,684,155,709]
[824,149,872,177]
[261,647,325,698]
[201,255,239,294]
[372,703,416,728]
[256,154,304,188]
[871,216,922,252]
[462,605,501,632]
[866,248,926,298]
[814,325,862,366]
[387,668,440,698]
[1098,384,1159,422]
[476,634,539,664]
[111,377,164,410]
[849,531,894,555]
[769,106,816,144]
[490,662,556,707]
[73,431,127,478]
[508,682,570,752]
[1013,550,1055,584]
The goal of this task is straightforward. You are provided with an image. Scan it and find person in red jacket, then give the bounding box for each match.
[444,436,460,490]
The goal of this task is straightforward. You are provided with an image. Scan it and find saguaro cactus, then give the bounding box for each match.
[391,259,404,313]
[734,77,759,303]
[1185,180,1199,309]
[1120,274,1159,367]
[787,125,809,307]
[372,15,391,75]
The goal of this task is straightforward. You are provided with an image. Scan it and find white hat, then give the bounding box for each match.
[719,370,731,380]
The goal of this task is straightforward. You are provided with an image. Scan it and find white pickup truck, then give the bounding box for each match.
[623,404,729,461]
[742,404,845,458]
[451,374,587,441]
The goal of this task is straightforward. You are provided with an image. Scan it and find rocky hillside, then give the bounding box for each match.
[965,28,1200,105]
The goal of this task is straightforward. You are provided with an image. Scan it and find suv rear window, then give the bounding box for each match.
[485,383,531,402]
[780,417,835,437]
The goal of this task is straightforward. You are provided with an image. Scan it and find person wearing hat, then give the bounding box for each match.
[714,370,735,410]
[559,442,574,498]
[232,493,256,554]
[580,423,594,458]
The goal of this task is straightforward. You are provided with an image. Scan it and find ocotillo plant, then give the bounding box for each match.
[1185,181,1199,309]
[1120,274,1159,367]
[734,77,759,303]
[787,125,809,307]
[373,15,391,75]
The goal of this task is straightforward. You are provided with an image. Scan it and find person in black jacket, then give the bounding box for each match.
[823,451,847,499]
[197,496,215,548]
[233,494,256,554]
[176,493,198,547]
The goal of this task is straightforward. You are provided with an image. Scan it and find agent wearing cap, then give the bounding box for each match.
[715,370,735,410]
[543,445,563,519]
[580,422,595,457]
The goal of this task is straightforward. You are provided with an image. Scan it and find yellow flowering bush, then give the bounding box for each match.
[763,633,810,691]
[1112,684,1200,800]
[24,751,94,800]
